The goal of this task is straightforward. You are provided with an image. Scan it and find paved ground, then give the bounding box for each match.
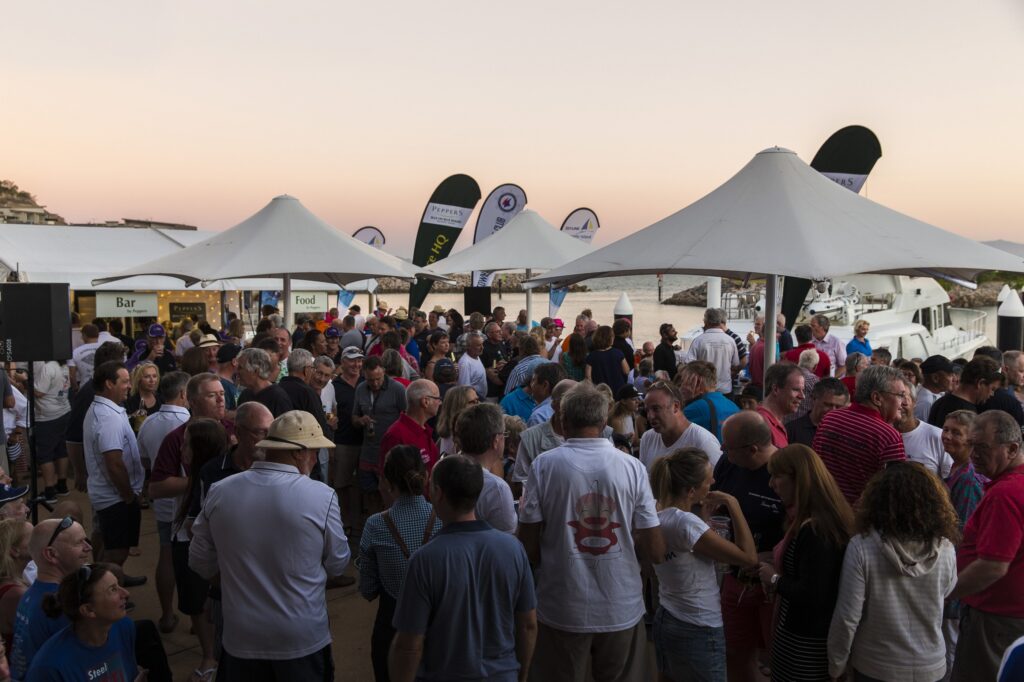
[49,488,376,681]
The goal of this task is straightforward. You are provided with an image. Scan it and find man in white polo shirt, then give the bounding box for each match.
[189,410,350,681]
[83,360,145,569]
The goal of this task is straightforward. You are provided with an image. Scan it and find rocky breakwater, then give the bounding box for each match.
[663,279,758,307]
[373,272,590,294]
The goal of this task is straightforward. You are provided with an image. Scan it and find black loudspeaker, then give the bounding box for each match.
[463,287,492,317]
[0,283,72,362]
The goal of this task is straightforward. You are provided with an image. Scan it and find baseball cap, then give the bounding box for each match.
[433,358,457,382]
[617,385,640,401]
[552,318,565,328]
[197,334,221,349]
[147,323,166,338]
[341,346,365,360]
[256,410,335,450]
[324,327,340,338]
[920,355,955,375]
[0,485,29,506]
[216,344,241,364]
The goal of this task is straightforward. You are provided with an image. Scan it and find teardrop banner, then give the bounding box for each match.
[408,174,482,310]
[781,126,883,329]
[549,207,600,318]
[471,183,528,287]
[339,226,387,308]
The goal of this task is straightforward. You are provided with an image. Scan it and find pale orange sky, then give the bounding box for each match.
[5,1,1024,257]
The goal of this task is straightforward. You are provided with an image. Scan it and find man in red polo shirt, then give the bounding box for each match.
[948,410,1024,681]
[757,364,804,448]
[812,365,906,505]
[783,324,830,378]
[378,379,441,475]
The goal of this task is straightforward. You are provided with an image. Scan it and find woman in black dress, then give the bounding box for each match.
[758,444,854,681]
[584,325,629,395]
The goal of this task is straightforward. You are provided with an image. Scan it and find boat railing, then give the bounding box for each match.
[940,308,987,350]
[720,291,762,321]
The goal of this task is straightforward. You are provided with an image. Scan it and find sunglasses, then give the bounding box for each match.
[47,515,74,547]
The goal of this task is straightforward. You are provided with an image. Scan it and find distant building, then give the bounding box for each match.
[0,201,65,225]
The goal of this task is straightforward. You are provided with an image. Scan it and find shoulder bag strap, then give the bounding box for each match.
[703,396,719,438]
[422,509,437,546]
[381,510,411,559]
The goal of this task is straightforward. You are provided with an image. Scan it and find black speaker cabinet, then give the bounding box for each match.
[463,287,492,317]
[0,283,72,362]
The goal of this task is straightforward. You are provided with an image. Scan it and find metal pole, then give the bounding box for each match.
[763,275,779,388]
[283,275,292,327]
[525,269,533,328]
[26,363,42,523]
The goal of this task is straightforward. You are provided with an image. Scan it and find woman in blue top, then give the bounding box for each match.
[26,563,139,682]
[845,319,872,358]
[585,326,629,395]
[359,445,441,682]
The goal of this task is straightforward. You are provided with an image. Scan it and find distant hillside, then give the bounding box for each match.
[0,180,66,224]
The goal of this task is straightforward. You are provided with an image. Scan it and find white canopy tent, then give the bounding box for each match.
[526,147,1024,380]
[93,195,446,320]
[423,209,593,322]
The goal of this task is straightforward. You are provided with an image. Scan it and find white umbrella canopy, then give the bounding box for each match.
[92,195,446,320]
[423,209,592,322]
[526,147,1024,288]
[423,209,592,275]
[525,147,1024,383]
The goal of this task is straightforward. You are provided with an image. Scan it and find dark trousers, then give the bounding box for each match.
[217,644,334,682]
[135,619,173,682]
[371,591,398,682]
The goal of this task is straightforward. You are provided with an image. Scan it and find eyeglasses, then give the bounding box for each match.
[425,395,443,402]
[47,516,74,547]
[877,390,908,400]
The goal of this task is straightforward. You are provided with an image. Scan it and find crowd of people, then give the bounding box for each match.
[0,299,1023,681]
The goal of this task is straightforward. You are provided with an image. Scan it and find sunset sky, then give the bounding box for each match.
[5,1,1024,257]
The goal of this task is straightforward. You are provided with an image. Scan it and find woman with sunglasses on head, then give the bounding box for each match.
[433,386,479,458]
[25,562,139,681]
[649,447,758,682]
[827,462,958,682]
[757,444,854,682]
[0,518,32,667]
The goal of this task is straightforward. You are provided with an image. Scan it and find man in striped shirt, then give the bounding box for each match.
[812,365,906,505]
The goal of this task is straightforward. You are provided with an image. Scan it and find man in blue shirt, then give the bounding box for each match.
[390,455,537,681]
[678,360,740,442]
[10,517,92,680]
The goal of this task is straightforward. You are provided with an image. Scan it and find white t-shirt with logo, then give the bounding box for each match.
[640,423,722,471]
[519,437,660,633]
[32,361,71,422]
[653,507,722,627]
[902,421,953,478]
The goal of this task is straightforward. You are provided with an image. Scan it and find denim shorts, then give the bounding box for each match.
[653,606,727,682]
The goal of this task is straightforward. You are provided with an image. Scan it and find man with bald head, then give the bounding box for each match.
[379,379,441,475]
[10,517,92,679]
[712,412,786,682]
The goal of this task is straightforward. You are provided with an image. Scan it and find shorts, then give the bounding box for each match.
[157,520,172,546]
[721,572,773,651]
[531,620,646,682]
[653,607,726,682]
[34,414,70,464]
[96,499,142,550]
[334,445,360,488]
[357,468,379,494]
[171,540,210,615]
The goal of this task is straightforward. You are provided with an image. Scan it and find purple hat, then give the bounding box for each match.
[324,327,341,338]
[147,323,166,338]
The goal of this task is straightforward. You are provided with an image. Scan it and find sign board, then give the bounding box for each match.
[291,291,328,314]
[169,302,207,322]
[96,292,158,318]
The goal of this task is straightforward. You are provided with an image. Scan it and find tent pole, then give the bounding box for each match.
[283,275,292,327]
[369,291,376,316]
[525,269,533,328]
[763,275,779,388]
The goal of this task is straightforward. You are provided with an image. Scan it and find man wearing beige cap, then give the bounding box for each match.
[189,410,350,681]
[197,333,221,373]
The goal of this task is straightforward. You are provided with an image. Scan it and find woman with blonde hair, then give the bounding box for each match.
[828,462,958,682]
[0,518,32,657]
[758,444,854,681]
[434,385,480,457]
[125,361,160,433]
[649,447,758,682]
[846,319,872,357]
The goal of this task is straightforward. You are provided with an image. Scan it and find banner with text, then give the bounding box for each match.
[291,291,329,314]
[549,208,600,317]
[470,183,527,287]
[96,292,158,318]
[339,226,387,308]
[408,174,481,310]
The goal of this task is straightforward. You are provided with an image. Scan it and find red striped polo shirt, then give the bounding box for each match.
[812,403,906,505]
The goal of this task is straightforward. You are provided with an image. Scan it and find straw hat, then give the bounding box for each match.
[431,305,446,314]
[197,333,221,348]
[256,410,335,450]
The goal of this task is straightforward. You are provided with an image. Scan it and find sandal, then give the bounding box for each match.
[190,667,217,682]
[158,614,179,634]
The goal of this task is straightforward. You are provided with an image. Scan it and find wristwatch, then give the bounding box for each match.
[770,574,780,586]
